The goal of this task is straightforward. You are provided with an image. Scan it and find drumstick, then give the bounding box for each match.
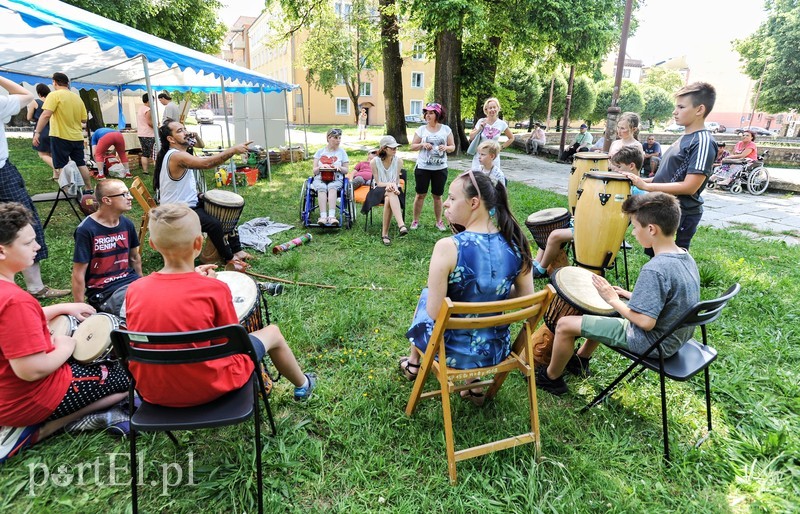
[244,269,394,291]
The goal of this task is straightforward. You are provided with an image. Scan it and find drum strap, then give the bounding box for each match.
[573,255,615,273]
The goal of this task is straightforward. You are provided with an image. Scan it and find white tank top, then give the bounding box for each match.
[159,148,198,207]
[374,156,399,184]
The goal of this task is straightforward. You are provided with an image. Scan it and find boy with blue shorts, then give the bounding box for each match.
[532,146,643,278]
[535,192,700,395]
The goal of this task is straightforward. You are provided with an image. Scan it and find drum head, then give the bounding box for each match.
[204,189,244,207]
[48,315,77,337]
[551,266,616,316]
[584,171,629,182]
[216,271,258,322]
[574,151,609,161]
[72,313,120,363]
[526,207,570,224]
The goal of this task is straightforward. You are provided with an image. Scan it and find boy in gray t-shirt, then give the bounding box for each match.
[536,192,700,396]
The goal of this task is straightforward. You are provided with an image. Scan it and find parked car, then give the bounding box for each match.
[463,118,474,128]
[664,123,685,133]
[514,120,530,129]
[705,122,722,133]
[404,114,423,125]
[735,126,777,137]
[194,109,214,124]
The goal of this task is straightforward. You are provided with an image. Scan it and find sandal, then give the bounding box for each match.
[30,285,70,300]
[459,379,486,407]
[317,217,328,226]
[381,235,391,246]
[398,225,408,237]
[329,217,340,226]
[398,357,419,381]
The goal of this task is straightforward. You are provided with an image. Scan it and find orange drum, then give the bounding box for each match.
[531,266,617,365]
[573,171,631,273]
[568,152,608,215]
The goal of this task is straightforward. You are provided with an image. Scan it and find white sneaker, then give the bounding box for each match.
[0,424,39,463]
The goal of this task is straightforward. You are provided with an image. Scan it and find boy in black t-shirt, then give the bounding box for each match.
[623,82,717,252]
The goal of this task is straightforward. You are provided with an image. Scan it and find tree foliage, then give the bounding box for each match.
[734,1,800,113]
[587,79,644,124]
[569,75,597,121]
[532,73,567,122]
[640,86,674,127]
[64,0,227,54]
[641,67,684,95]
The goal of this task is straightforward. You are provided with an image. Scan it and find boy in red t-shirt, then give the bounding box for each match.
[0,203,129,463]
[125,203,315,407]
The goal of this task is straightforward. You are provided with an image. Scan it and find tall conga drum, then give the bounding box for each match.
[573,172,631,274]
[531,266,617,365]
[568,152,608,215]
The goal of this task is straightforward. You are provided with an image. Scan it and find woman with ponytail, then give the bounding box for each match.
[399,171,534,404]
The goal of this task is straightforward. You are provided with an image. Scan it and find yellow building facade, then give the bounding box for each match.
[247,5,435,127]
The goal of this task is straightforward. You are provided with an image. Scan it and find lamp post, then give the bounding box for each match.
[748,58,770,128]
[603,0,634,152]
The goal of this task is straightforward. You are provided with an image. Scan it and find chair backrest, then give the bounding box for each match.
[428,288,553,354]
[111,324,258,369]
[130,177,157,213]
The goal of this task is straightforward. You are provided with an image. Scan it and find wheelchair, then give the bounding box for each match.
[299,176,357,229]
[707,149,770,196]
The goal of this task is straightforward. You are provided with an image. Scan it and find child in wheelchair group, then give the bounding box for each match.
[311,128,349,227]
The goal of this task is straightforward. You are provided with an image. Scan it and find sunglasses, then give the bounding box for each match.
[106,191,132,199]
[458,170,481,200]
[328,129,342,137]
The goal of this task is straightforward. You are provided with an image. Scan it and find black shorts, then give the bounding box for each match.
[414,166,448,196]
[51,137,86,169]
[138,137,155,159]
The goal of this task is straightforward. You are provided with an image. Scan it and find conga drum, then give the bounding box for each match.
[531,266,617,365]
[573,171,631,274]
[202,189,245,235]
[72,313,122,364]
[48,314,78,338]
[524,208,571,250]
[216,271,263,333]
[568,152,608,215]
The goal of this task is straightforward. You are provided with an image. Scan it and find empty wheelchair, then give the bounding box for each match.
[299,176,356,229]
[707,150,770,196]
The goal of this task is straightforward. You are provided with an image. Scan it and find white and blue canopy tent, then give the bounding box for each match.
[0,0,303,181]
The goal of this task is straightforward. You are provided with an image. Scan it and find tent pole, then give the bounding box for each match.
[284,90,293,163]
[299,88,308,159]
[220,77,237,194]
[259,86,271,181]
[142,56,160,156]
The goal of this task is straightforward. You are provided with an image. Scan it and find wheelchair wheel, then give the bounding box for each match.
[195,168,208,194]
[747,166,770,195]
[299,180,310,226]
[706,180,716,190]
[347,181,356,227]
[730,181,743,195]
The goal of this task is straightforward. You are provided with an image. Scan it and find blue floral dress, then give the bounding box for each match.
[406,231,523,369]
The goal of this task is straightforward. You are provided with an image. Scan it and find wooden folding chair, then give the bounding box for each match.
[405,287,555,484]
[129,177,157,255]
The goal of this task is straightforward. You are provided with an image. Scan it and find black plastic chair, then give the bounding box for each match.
[361,169,407,232]
[110,324,276,514]
[30,187,83,228]
[581,283,741,461]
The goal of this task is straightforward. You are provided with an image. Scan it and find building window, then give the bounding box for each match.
[336,74,346,86]
[359,82,372,96]
[622,68,631,78]
[412,43,426,60]
[411,72,423,89]
[336,98,350,115]
[410,100,422,116]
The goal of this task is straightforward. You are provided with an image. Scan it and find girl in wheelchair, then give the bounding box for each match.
[709,130,757,186]
[312,128,349,226]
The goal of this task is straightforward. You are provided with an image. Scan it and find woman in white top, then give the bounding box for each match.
[467,97,515,169]
[364,135,407,245]
[410,103,455,232]
[608,112,644,161]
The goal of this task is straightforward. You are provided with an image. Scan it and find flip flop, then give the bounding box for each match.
[398,357,419,381]
[381,235,391,246]
[459,379,486,406]
[398,225,408,237]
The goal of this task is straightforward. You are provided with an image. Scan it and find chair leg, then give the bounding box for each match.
[405,352,435,416]
[660,370,670,462]
[581,360,640,412]
[131,428,139,514]
[526,363,542,458]
[166,431,180,446]
[40,196,60,229]
[261,390,277,437]
[440,378,458,485]
[622,242,630,290]
[704,368,712,432]
[254,384,264,514]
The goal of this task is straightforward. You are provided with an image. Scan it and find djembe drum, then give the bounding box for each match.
[199,189,245,264]
[524,208,571,250]
[573,171,631,274]
[568,152,608,215]
[531,266,616,365]
[216,271,264,333]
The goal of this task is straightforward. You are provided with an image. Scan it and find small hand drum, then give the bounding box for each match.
[72,313,122,364]
[48,314,78,338]
[319,167,336,183]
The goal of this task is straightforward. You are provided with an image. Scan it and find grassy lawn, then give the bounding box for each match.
[2,137,799,513]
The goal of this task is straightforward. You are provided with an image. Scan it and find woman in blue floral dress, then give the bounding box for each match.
[400,170,534,403]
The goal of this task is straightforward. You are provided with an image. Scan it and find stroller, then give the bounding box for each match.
[707,150,770,196]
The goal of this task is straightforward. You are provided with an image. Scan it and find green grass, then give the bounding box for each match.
[3,138,800,513]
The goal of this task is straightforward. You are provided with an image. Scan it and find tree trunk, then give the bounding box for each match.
[380,0,408,143]
[434,26,467,152]
[345,81,360,125]
[472,36,502,123]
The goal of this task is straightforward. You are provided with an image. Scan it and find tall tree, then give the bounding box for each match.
[587,79,643,125]
[64,0,227,54]
[569,75,597,122]
[640,86,674,128]
[641,67,684,95]
[734,2,800,113]
[379,0,408,142]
